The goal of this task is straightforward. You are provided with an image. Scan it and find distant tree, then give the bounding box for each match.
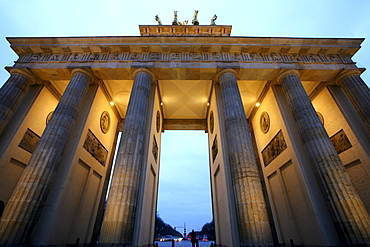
[200,220,215,240]
[154,214,183,238]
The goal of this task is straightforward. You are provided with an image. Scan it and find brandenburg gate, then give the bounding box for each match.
[0,23,369,247]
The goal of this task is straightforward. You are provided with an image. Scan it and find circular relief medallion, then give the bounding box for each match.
[156,111,161,133]
[46,111,54,125]
[100,111,110,134]
[317,112,324,126]
[260,111,270,134]
[209,111,214,134]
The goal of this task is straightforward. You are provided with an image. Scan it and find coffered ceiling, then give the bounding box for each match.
[159,80,211,119]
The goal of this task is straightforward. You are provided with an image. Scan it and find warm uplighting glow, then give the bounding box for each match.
[255,102,261,107]
[207,103,210,106]
[110,101,114,106]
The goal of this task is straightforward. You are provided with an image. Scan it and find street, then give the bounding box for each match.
[154,240,214,247]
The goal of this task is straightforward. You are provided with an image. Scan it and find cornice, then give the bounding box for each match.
[7,36,364,57]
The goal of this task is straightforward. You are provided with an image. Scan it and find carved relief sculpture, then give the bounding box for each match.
[152,135,158,163]
[260,111,270,134]
[100,111,110,134]
[330,129,352,154]
[212,135,218,162]
[317,112,324,125]
[156,111,161,133]
[19,128,41,154]
[209,111,214,134]
[83,129,108,166]
[20,51,352,64]
[261,130,287,166]
[46,111,53,125]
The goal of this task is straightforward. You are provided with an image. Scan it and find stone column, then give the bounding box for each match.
[277,70,370,245]
[0,68,94,245]
[100,68,155,245]
[216,69,273,246]
[336,71,370,130]
[0,69,36,134]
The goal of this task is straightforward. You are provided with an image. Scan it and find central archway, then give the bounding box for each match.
[156,130,212,237]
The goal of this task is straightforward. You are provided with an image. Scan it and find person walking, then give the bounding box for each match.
[190,229,197,247]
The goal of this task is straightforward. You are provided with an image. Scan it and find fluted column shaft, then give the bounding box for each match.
[100,70,155,245]
[338,73,370,130]
[279,71,370,245]
[0,70,35,134]
[0,69,93,245]
[217,70,273,246]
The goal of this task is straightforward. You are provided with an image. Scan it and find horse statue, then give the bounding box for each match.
[178,20,189,25]
[210,14,217,25]
[192,10,199,25]
[172,11,179,25]
[155,15,162,25]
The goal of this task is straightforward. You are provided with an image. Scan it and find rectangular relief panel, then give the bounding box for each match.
[212,135,218,163]
[329,129,352,154]
[18,128,40,154]
[83,129,108,166]
[261,130,287,166]
[152,135,158,163]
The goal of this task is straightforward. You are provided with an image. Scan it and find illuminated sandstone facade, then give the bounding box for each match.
[0,25,369,246]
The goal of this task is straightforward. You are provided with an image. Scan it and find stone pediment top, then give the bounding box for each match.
[7,36,364,57]
[139,25,232,37]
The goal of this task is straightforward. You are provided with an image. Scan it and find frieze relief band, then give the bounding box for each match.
[19,52,353,64]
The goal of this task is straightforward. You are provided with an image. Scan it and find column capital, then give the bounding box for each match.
[71,68,95,84]
[274,69,300,85]
[214,68,238,84]
[132,68,156,83]
[334,69,362,85]
[9,68,37,84]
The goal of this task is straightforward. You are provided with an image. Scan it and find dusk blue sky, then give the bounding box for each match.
[0,0,369,232]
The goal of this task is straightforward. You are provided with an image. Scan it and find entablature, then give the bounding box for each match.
[7,36,364,57]
[12,50,359,82]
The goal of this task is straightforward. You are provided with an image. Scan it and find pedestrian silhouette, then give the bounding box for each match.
[190,229,197,247]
